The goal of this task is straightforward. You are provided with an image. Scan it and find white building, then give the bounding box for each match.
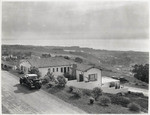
[19,57,102,84]
[73,64,102,85]
[19,57,74,77]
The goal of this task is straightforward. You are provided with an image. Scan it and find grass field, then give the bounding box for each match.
[42,84,148,114]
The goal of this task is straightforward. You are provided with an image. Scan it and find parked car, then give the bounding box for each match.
[20,74,42,89]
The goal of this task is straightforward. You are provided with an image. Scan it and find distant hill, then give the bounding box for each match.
[2,44,149,68]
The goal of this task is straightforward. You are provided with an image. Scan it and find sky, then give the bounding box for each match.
[2,1,149,52]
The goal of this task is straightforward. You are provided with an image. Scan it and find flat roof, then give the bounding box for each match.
[102,76,119,83]
[25,74,37,77]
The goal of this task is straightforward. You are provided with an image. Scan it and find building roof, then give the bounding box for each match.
[25,57,75,68]
[2,60,18,66]
[102,76,119,83]
[75,63,102,72]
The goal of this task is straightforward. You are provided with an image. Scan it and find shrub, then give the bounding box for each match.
[89,96,94,104]
[99,96,111,106]
[109,82,115,87]
[109,95,130,107]
[42,76,50,84]
[119,97,130,107]
[82,89,92,96]
[57,76,67,87]
[128,102,141,112]
[92,87,102,101]
[72,88,82,98]
[68,86,74,93]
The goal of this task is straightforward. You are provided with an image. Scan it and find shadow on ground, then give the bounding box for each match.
[13,84,38,94]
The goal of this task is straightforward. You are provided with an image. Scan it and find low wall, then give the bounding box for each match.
[102,87,128,94]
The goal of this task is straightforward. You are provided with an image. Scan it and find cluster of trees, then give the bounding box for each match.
[2,50,32,60]
[132,64,149,83]
[75,57,83,63]
[41,53,51,58]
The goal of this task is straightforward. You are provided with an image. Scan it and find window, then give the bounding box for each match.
[64,67,66,73]
[56,68,58,72]
[21,65,23,70]
[88,74,97,81]
[68,67,70,72]
[53,68,55,72]
[61,67,63,72]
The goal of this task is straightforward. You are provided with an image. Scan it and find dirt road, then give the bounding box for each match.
[2,70,86,114]
[124,86,148,96]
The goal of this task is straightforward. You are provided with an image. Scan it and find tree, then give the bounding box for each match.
[92,87,102,101]
[46,68,55,82]
[75,57,83,63]
[57,76,67,87]
[41,53,51,58]
[29,67,41,78]
[132,64,149,83]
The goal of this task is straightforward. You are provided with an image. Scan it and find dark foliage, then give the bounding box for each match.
[75,57,83,63]
[68,86,74,93]
[99,96,111,106]
[92,87,103,101]
[128,102,141,112]
[72,88,82,98]
[82,89,92,96]
[89,97,95,104]
[132,64,149,83]
[41,53,51,58]
[57,76,67,87]
[108,95,130,107]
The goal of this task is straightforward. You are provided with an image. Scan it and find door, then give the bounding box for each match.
[79,74,84,82]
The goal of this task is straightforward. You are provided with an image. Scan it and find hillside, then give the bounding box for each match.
[2,45,149,67]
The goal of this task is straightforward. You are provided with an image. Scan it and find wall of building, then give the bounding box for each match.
[19,60,72,78]
[76,68,102,86]
[39,65,72,78]
[19,60,31,74]
[76,70,84,81]
[84,68,102,83]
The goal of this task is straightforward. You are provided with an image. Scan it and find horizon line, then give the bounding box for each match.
[1,43,149,53]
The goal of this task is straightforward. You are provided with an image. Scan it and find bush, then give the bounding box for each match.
[72,88,82,98]
[89,96,94,104]
[68,86,74,93]
[42,76,50,84]
[82,89,92,96]
[57,76,67,87]
[118,97,130,107]
[109,95,130,107]
[128,102,141,112]
[92,87,102,101]
[99,96,111,106]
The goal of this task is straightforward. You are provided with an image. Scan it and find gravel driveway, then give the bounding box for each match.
[2,70,86,114]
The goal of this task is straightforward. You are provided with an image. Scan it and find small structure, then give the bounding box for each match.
[72,63,102,84]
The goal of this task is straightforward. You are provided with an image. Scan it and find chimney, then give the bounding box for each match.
[72,64,77,79]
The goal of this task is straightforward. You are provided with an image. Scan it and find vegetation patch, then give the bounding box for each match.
[92,87,102,101]
[99,96,111,106]
[128,102,141,112]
